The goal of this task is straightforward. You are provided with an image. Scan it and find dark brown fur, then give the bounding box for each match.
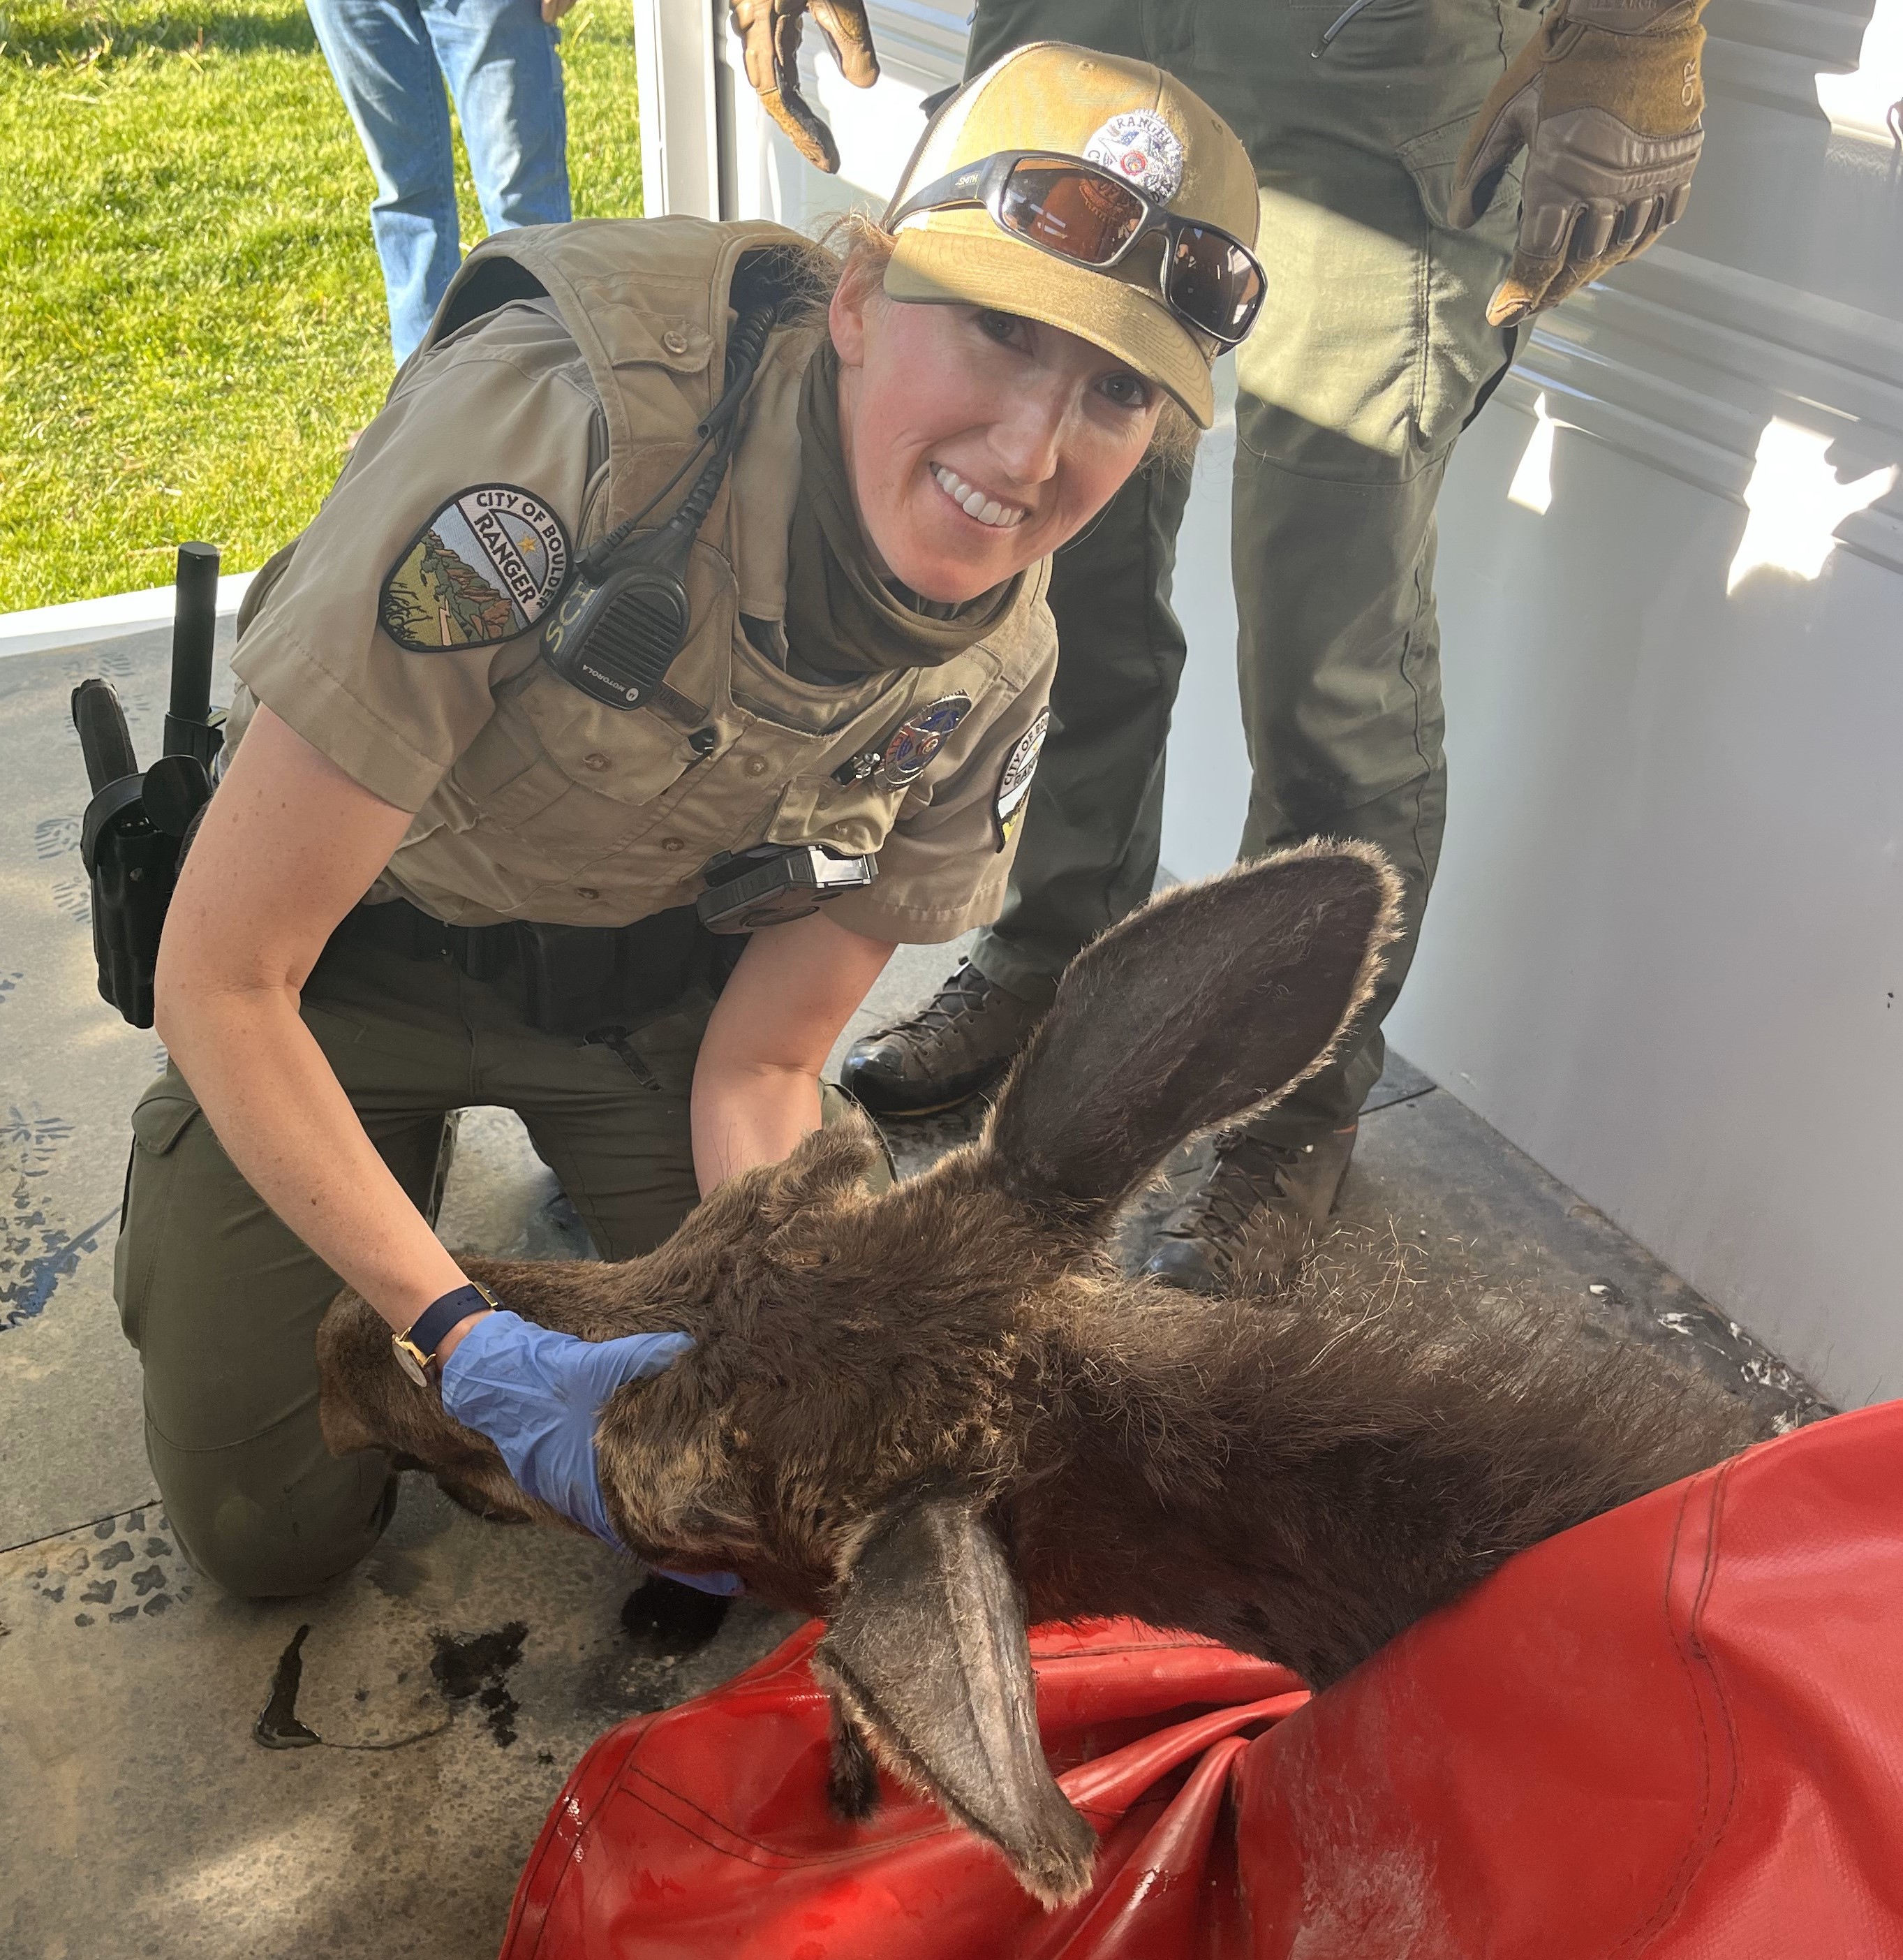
[316,842,1767,1904]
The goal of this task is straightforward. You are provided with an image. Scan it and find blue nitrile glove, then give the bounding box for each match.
[440,1309,741,1595]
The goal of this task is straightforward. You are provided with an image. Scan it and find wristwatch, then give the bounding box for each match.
[392,1281,501,1387]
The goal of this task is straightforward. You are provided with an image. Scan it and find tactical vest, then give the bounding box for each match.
[335,217,1054,930]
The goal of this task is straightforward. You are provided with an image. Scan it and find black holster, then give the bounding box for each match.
[80,782,182,1030]
[331,897,745,1042]
[73,544,224,1030]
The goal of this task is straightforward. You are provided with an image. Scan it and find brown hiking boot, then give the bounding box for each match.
[838,960,1044,1117]
[1142,1121,1358,1295]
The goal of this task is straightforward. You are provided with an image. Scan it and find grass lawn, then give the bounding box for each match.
[0,0,642,610]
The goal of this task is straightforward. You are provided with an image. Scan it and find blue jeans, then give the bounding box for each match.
[307,0,572,362]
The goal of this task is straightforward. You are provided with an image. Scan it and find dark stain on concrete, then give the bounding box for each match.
[253,1621,452,1753]
[256,1623,322,1749]
[431,1621,529,1748]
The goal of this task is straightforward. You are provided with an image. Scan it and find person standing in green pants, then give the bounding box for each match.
[743,0,1710,1285]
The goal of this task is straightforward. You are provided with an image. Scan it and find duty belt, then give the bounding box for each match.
[330,897,741,1045]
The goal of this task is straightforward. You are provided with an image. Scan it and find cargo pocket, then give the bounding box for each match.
[1398,112,1523,238]
[114,1089,202,1352]
[1397,107,1529,455]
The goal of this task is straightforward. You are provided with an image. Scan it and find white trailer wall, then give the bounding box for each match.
[631,0,1903,1404]
[1387,3,1903,1408]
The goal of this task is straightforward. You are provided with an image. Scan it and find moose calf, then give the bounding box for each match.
[318,841,1766,1904]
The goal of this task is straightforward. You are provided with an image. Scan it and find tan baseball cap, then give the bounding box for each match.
[882,42,1259,430]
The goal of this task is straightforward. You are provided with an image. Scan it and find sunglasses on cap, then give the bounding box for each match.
[887,149,1266,348]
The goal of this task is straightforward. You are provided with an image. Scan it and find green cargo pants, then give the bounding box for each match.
[112,931,874,1599]
[966,0,1537,1140]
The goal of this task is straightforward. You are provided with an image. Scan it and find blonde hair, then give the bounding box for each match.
[816,211,1200,473]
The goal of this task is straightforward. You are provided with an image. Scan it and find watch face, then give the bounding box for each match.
[392,1336,431,1388]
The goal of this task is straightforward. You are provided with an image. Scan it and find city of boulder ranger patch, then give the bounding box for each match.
[379,484,570,651]
[877,693,971,788]
[994,707,1049,850]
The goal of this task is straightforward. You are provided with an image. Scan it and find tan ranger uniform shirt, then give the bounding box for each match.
[227,217,1057,945]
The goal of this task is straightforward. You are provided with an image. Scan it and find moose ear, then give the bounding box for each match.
[986,840,1402,1225]
[813,1498,1098,1907]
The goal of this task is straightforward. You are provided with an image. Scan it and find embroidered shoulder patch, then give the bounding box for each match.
[993,707,1049,850]
[1084,111,1185,205]
[379,484,570,652]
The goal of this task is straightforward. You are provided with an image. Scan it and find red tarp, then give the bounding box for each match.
[500,1401,1903,1958]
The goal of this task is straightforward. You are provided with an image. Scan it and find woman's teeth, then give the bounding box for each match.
[931,463,1025,530]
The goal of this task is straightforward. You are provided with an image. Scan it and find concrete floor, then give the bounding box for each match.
[0,629,1827,1957]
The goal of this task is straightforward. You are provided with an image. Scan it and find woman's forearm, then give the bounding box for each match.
[158,978,466,1336]
[690,1057,824,1196]
[687,911,895,1195]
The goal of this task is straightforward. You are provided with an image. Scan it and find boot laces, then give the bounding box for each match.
[1162,1128,1305,1244]
[889,961,998,1040]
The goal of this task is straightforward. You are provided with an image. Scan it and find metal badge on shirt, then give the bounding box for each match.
[379,484,571,652]
[875,694,971,789]
[993,707,1049,850]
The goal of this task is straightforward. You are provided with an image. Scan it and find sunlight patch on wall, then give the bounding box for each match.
[815,59,926,200]
[1815,0,1903,144]
[1509,392,1557,515]
[1726,419,1897,594]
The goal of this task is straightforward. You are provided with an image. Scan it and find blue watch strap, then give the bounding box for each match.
[404,1282,498,1362]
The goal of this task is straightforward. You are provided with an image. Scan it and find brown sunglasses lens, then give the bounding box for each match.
[1167,226,1266,339]
[1000,163,1146,264]
[995,160,1266,341]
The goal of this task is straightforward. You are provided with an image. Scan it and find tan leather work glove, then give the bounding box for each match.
[1449,0,1707,325]
[541,0,575,21]
[728,0,880,175]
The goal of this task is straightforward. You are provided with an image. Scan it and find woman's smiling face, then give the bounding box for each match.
[829,271,1166,605]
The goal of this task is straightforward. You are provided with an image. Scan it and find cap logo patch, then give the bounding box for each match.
[994,707,1049,850]
[1084,111,1185,205]
[878,694,972,787]
[380,483,570,652]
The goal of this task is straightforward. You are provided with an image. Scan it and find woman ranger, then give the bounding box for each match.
[116,42,1264,1596]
